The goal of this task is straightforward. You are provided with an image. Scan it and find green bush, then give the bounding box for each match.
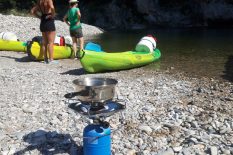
[0,0,69,17]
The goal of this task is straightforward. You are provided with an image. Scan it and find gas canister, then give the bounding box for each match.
[83,123,111,155]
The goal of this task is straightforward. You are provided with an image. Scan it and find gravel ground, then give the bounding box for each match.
[0,14,103,42]
[0,14,233,155]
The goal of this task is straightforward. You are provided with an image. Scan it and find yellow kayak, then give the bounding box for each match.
[0,39,27,52]
[27,41,72,61]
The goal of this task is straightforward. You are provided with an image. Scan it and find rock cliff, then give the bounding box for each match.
[81,0,233,29]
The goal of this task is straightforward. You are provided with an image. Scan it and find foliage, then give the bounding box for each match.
[0,0,69,16]
[0,0,36,10]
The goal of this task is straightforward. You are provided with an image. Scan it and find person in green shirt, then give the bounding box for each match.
[63,0,84,58]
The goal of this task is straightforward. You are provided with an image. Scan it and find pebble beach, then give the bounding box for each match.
[0,14,233,155]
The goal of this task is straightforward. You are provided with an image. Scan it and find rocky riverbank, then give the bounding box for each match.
[0,14,233,155]
[0,14,103,42]
[0,50,232,155]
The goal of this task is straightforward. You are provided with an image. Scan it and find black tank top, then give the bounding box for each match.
[38,0,52,20]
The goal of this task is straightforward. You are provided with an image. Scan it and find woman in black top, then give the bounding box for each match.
[31,0,57,64]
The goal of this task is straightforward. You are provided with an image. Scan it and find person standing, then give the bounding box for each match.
[31,0,57,64]
[63,0,84,58]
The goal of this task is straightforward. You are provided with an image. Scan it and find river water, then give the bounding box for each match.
[88,28,233,82]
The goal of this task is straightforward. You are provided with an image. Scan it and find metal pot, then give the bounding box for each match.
[73,77,118,103]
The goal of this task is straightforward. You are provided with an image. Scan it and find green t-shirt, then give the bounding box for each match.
[67,7,81,30]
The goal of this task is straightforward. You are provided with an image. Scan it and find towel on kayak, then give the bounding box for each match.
[85,42,102,52]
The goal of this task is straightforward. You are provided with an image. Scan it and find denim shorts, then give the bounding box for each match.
[70,28,83,38]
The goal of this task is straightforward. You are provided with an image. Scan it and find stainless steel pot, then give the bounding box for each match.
[73,77,118,103]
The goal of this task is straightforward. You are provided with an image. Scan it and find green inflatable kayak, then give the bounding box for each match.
[0,39,27,52]
[79,44,161,73]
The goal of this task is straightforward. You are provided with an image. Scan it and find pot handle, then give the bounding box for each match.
[64,92,80,99]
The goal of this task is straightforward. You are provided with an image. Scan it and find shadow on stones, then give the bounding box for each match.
[222,55,233,82]
[14,130,82,155]
[60,68,86,76]
[0,55,31,63]
[60,66,133,75]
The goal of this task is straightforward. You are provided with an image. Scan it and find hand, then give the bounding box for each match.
[64,20,70,26]
[35,11,42,18]
[45,14,54,19]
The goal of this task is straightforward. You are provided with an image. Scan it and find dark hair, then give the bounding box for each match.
[70,2,78,7]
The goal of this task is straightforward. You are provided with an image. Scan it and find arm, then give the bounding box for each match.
[48,0,55,17]
[30,5,40,18]
[63,14,70,26]
[77,9,81,19]
[76,9,81,25]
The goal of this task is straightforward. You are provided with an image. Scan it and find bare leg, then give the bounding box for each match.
[46,31,56,61]
[42,32,48,61]
[72,37,77,57]
[78,37,84,51]
[38,38,44,59]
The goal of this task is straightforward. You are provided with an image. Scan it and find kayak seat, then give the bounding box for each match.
[84,42,102,52]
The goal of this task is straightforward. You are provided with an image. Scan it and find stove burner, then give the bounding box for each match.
[90,105,106,111]
[68,101,126,119]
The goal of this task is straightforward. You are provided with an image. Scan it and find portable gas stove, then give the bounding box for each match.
[65,77,126,155]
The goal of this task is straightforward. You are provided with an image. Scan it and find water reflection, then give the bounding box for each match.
[88,28,233,81]
[222,55,233,82]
